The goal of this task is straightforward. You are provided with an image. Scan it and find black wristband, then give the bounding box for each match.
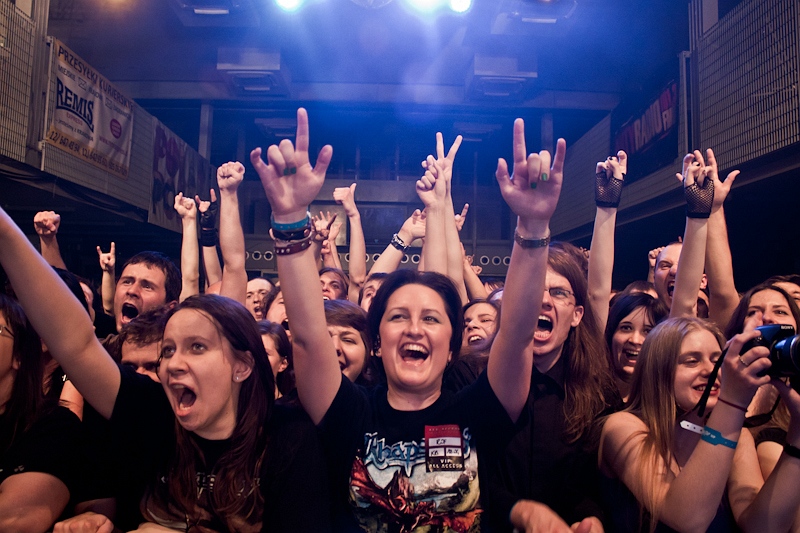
[200,227,218,247]
[390,233,408,251]
[785,443,800,460]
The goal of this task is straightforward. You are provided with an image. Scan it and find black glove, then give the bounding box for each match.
[199,197,219,247]
[595,168,625,208]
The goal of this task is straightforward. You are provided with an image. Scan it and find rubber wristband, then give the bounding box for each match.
[701,426,737,449]
[784,443,800,460]
[271,211,311,231]
[717,397,748,413]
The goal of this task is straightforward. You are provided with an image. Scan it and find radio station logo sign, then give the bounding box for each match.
[46,40,134,180]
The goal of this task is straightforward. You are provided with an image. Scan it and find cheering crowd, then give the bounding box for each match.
[0,108,799,532]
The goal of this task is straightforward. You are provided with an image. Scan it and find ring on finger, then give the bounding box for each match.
[738,354,751,367]
[283,167,297,176]
[541,172,548,182]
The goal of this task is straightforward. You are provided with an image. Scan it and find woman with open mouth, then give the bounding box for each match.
[599,317,800,532]
[252,108,570,531]
[0,190,331,532]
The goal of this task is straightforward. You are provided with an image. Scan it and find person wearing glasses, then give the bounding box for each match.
[486,242,620,532]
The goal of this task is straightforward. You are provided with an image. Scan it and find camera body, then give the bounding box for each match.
[740,324,800,378]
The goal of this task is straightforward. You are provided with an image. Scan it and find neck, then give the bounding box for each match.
[386,386,441,411]
[615,375,631,404]
[533,345,563,374]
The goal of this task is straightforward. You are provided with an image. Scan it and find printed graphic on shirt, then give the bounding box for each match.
[349,425,481,533]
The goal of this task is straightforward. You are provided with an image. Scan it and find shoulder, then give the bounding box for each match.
[599,412,649,473]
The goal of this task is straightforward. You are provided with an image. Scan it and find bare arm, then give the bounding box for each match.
[462,252,488,300]
[96,242,116,316]
[0,473,70,533]
[0,207,120,419]
[670,152,713,319]
[416,161,448,276]
[369,209,426,275]
[334,184,367,303]
[34,211,68,270]
[174,192,200,302]
[587,152,627,332]
[251,108,338,425]
[488,120,564,422]
[217,162,248,304]
[702,149,741,328]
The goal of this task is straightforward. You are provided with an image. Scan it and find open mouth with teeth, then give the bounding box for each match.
[622,349,639,361]
[534,316,553,340]
[121,303,140,322]
[667,281,675,297]
[694,383,719,394]
[400,343,429,365]
[172,384,197,416]
[467,334,485,345]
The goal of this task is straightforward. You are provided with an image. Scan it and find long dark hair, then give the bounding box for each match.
[144,294,273,531]
[367,270,463,375]
[549,242,619,442]
[724,283,800,339]
[258,320,294,396]
[0,294,45,454]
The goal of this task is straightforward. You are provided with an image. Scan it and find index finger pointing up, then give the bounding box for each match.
[513,119,527,167]
[295,108,309,159]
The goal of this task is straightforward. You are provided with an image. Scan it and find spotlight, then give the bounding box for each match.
[448,0,470,12]
[405,0,442,13]
[275,0,303,11]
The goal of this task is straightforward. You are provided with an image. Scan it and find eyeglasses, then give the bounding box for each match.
[0,324,14,338]
[546,287,575,302]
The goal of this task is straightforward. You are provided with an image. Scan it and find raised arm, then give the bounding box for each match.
[217,162,248,304]
[0,209,120,419]
[670,151,714,318]
[587,152,626,331]
[315,212,342,269]
[96,242,116,316]
[462,249,488,301]
[174,192,199,301]
[702,149,741,328]
[34,211,68,270]
[251,108,337,425]
[369,209,426,275]
[490,118,564,422]
[196,190,222,288]
[334,184,367,302]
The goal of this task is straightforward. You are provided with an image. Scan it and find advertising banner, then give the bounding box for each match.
[149,118,215,232]
[612,80,679,184]
[46,39,134,179]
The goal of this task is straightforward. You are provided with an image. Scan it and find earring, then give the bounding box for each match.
[235,375,240,382]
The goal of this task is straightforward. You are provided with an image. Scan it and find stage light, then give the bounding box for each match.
[405,0,442,13]
[275,0,303,12]
[448,0,470,12]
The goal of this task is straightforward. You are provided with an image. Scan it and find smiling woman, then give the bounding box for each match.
[254,108,562,531]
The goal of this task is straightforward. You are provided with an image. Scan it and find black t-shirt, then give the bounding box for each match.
[483,354,618,531]
[318,370,517,532]
[0,405,84,500]
[109,365,331,532]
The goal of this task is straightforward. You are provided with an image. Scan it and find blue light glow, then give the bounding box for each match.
[448,0,470,13]
[275,0,303,12]
[405,0,443,13]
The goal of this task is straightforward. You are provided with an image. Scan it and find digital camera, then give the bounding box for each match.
[740,324,800,379]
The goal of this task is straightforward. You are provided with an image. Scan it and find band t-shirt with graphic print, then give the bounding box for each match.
[318,371,517,532]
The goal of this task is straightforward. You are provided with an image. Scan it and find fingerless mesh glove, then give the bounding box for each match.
[595,170,625,208]
[684,179,714,219]
[199,200,219,247]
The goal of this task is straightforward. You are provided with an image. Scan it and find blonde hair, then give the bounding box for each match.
[624,316,725,531]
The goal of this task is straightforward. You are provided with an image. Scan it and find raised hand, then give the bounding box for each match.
[251,108,333,223]
[312,211,338,243]
[33,211,61,237]
[416,159,446,209]
[328,218,343,242]
[217,161,245,193]
[422,132,463,195]
[173,192,197,220]
[96,242,115,273]
[495,118,565,231]
[677,151,714,218]
[703,148,739,213]
[454,203,469,231]
[399,209,427,243]
[333,183,358,217]
[595,150,627,208]
[195,188,218,214]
